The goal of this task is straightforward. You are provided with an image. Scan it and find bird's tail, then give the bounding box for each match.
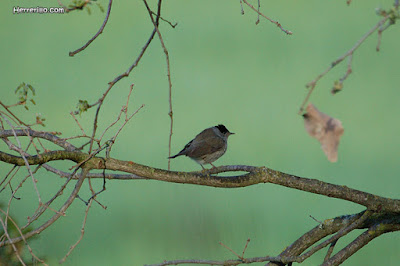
[168,145,188,159]
[168,153,181,159]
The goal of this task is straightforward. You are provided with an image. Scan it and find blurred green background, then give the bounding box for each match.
[1,0,400,265]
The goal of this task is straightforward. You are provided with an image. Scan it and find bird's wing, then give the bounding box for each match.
[186,130,225,158]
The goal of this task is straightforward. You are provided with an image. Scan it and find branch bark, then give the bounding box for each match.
[1,143,399,213]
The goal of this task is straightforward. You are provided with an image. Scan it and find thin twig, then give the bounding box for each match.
[59,199,93,263]
[143,0,174,170]
[69,0,113,56]
[0,215,26,266]
[241,0,292,35]
[0,208,47,265]
[1,168,89,247]
[376,21,394,51]
[85,160,107,204]
[110,104,145,144]
[2,168,43,256]
[70,112,87,136]
[22,169,79,230]
[150,11,177,28]
[241,238,250,258]
[36,137,48,152]
[0,165,17,190]
[0,101,29,127]
[299,14,390,113]
[1,115,42,203]
[98,84,137,142]
[309,215,323,225]
[255,0,260,24]
[239,0,244,15]
[87,0,162,154]
[88,26,159,153]
[219,241,243,260]
[339,55,353,85]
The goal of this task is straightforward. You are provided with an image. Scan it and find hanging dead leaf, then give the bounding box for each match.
[303,104,344,162]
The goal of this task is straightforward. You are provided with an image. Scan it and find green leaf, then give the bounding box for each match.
[331,80,343,94]
[76,99,90,115]
[15,83,24,93]
[27,84,35,95]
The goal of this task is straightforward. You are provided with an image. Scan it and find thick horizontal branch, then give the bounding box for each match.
[96,158,400,212]
[60,171,146,180]
[0,149,399,213]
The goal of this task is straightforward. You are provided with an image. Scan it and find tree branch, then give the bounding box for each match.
[150,212,400,266]
[0,142,399,213]
[69,0,113,56]
[323,223,400,265]
[241,0,292,35]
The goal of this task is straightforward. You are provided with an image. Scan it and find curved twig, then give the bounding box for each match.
[88,0,163,153]
[69,0,113,57]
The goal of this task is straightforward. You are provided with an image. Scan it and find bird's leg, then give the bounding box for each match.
[200,164,205,170]
[210,163,217,169]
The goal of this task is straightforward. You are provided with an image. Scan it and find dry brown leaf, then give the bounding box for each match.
[303,103,344,162]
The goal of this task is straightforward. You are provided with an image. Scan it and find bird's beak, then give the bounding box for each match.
[229,132,235,135]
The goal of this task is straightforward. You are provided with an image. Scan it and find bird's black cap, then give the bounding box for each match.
[216,124,230,134]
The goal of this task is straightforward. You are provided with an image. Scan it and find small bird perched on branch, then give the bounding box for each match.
[169,124,234,169]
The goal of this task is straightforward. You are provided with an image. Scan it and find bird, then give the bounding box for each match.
[168,124,234,169]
